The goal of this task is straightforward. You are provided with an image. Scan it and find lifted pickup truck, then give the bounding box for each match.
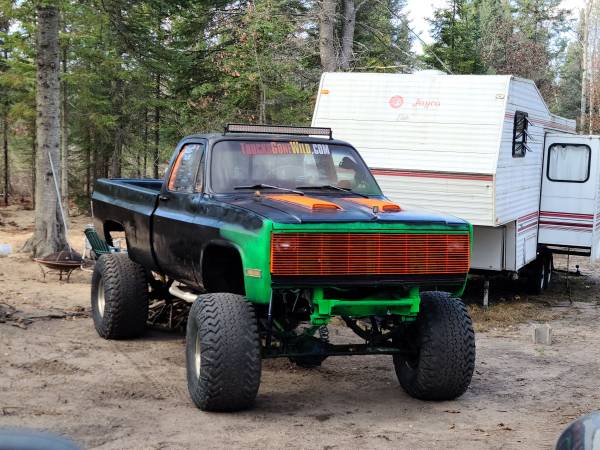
[90,124,475,412]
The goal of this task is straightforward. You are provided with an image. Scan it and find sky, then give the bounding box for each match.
[405,0,586,53]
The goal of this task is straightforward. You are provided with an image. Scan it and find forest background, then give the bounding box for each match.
[0,0,597,214]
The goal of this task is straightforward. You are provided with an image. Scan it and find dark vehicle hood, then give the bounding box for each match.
[216,193,469,228]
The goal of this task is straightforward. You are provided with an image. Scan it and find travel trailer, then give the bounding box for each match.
[312,72,600,294]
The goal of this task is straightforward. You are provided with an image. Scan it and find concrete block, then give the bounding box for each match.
[532,324,552,345]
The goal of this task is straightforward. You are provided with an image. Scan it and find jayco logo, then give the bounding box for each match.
[412,98,441,109]
[388,95,404,109]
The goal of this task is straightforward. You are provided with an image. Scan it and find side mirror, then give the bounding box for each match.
[557,411,600,449]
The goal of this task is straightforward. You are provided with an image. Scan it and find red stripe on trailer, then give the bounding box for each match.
[370,168,493,182]
[540,211,594,220]
[517,221,538,233]
[518,211,539,222]
[539,224,592,233]
[539,220,593,229]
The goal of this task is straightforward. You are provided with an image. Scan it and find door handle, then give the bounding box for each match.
[159,195,170,201]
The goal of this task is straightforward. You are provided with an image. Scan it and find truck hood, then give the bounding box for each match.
[217,193,469,229]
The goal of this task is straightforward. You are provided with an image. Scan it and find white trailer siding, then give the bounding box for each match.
[372,172,494,226]
[495,79,550,267]
[312,72,584,274]
[312,73,508,226]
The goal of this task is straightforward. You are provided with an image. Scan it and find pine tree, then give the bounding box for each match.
[422,0,485,74]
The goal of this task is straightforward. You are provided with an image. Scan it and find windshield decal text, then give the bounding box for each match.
[240,142,330,156]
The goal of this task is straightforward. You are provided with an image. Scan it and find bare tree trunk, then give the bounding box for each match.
[153,73,160,179]
[91,137,98,193]
[451,0,457,72]
[31,118,36,209]
[23,5,69,257]
[60,34,69,217]
[581,0,592,130]
[136,135,141,178]
[589,1,598,134]
[143,108,148,178]
[85,145,90,198]
[590,46,596,134]
[319,0,337,71]
[339,0,356,70]
[2,107,7,206]
[111,128,123,178]
[1,18,8,206]
[111,77,124,178]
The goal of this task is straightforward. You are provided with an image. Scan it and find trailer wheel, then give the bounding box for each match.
[526,258,546,295]
[186,293,261,411]
[393,292,475,401]
[544,254,554,289]
[91,253,149,339]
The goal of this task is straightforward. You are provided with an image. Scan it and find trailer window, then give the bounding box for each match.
[512,110,529,158]
[547,144,591,183]
[168,143,204,192]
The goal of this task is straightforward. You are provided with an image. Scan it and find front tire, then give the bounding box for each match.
[393,292,475,401]
[91,253,149,339]
[186,293,262,411]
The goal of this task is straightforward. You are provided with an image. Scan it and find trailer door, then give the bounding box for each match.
[539,135,598,254]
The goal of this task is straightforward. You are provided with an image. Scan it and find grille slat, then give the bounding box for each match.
[270,233,470,276]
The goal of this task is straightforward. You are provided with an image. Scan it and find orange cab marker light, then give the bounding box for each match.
[265,194,342,211]
[168,151,185,190]
[342,198,401,213]
[320,89,330,95]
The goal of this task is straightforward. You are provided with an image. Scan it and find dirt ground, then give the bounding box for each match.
[1,205,600,449]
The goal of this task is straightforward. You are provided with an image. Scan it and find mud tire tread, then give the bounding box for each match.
[186,293,261,412]
[394,291,475,401]
[91,253,149,339]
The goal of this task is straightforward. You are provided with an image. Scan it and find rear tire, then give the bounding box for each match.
[527,257,546,295]
[186,293,262,411]
[543,253,553,289]
[393,292,475,401]
[91,253,149,339]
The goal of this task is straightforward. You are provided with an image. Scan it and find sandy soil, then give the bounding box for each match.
[1,205,600,449]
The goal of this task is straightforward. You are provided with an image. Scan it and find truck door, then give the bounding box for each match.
[539,135,598,254]
[153,141,206,285]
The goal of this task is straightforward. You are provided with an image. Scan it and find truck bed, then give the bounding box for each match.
[92,178,163,270]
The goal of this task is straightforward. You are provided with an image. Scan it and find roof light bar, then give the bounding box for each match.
[225,123,332,139]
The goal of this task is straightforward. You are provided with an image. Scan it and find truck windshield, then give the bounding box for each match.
[210,140,382,196]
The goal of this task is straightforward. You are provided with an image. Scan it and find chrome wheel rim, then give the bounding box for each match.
[97,279,106,318]
[194,333,202,378]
